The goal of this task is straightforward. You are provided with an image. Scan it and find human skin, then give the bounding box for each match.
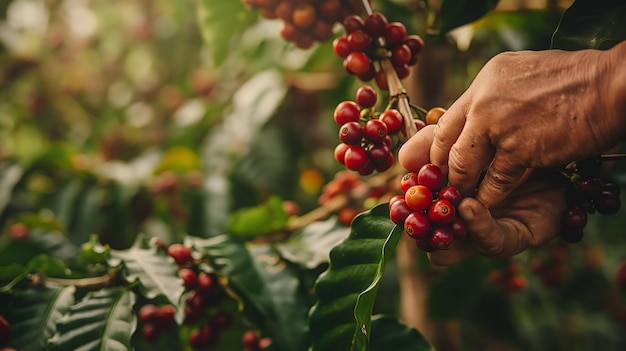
[398,41,626,265]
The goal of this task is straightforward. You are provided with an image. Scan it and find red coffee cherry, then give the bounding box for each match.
[344,52,372,76]
[158,304,176,329]
[339,121,363,145]
[363,119,388,144]
[595,191,621,215]
[429,227,454,250]
[347,30,372,52]
[450,217,467,240]
[379,109,403,134]
[179,268,198,289]
[344,146,369,171]
[138,304,160,324]
[342,15,364,33]
[363,12,388,38]
[404,212,431,239]
[197,272,219,294]
[334,101,360,125]
[428,199,456,225]
[167,243,193,266]
[142,323,160,343]
[385,22,407,46]
[417,164,445,192]
[356,85,377,108]
[437,185,462,207]
[334,143,350,165]
[400,172,419,194]
[563,207,587,230]
[332,36,352,58]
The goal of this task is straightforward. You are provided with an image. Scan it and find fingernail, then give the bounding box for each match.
[459,204,474,220]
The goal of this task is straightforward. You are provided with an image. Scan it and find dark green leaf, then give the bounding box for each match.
[427,256,492,320]
[439,0,500,34]
[551,0,626,50]
[5,285,75,351]
[109,235,185,310]
[370,315,434,351]
[26,254,72,278]
[192,235,310,351]
[0,229,78,266]
[227,195,289,237]
[49,288,136,351]
[308,204,400,351]
[197,0,258,66]
[276,218,350,269]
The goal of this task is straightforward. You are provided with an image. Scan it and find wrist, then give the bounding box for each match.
[605,40,626,143]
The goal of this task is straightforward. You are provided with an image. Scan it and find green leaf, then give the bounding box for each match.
[5,285,75,351]
[26,254,72,278]
[227,195,289,237]
[439,0,500,34]
[109,235,185,309]
[192,235,310,351]
[551,0,626,50]
[0,229,78,266]
[308,204,400,351]
[277,218,350,269]
[49,288,136,351]
[197,0,258,66]
[370,315,434,351]
[427,256,493,320]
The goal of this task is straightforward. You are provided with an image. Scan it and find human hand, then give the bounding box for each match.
[398,126,568,265]
[422,43,626,208]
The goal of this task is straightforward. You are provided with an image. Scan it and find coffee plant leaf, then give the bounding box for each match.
[370,315,434,351]
[26,254,72,278]
[308,204,399,351]
[109,234,185,310]
[191,235,309,351]
[197,0,258,67]
[427,256,493,320]
[0,229,78,267]
[551,0,626,50]
[0,263,26,292]
[439,0,500,34]
[276,218,350,270]
[67,184,108,245]
[49,287,136,351]
[4,285,75,351]
[227,195,289,238]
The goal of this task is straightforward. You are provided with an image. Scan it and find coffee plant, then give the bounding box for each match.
[0,0,626,350]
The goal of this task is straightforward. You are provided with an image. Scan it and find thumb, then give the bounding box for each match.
[476,156,526,208]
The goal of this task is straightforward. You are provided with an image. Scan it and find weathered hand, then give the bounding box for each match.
[424,42,626,208]
[398,125,568,265]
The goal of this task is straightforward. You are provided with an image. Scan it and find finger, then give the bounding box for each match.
[427,239,476,266]
[457,197,526,258]
[476,154,526,208]
[398,125,435,172]
[446,122,493,196]
[429,102,467,174]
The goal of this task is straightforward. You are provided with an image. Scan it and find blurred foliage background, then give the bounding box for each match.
[0,0,625,350]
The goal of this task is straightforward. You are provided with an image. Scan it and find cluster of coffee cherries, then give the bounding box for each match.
[242,330,273,351]
[559,157,621,243]
[389,163,467,251]
[318,170,392,226]
[529,245,569,287]
[162,243,233,349]
[333,12,424,89]
[333,85,406,175]
[138,303,177,343]
[241,0,364,49]
[487,262,528,294]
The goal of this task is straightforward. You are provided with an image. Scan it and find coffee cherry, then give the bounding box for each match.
[437,185,462,207]
[385,22,407,47]
[242,330,261,349]
[334,101,361,125]
[363,119,388,144]
[197,272,219,294]
[368,143,391,166]
[333,36,352,58]
[292,4,316,28]
[344,52,371,76]
[334,143,350,165]
[339,121,363,145]
[379,109,403,134]
[389,199,413,225]
[429,227,454,250]
[186,290,206,311]
[418,164,445,192]
[179,268,198,289]
[158,304,176,329]
[388,194,404,208]
[400,172,419,193]
[363,12,388,38]
[344,146,369,171]
[138,304,160,324]
[343,14,364,33]
[142,323,160,343]
[403,35,424,56]
[595,191,621,215]
[356,86,377,108]
[405,185,433,212]
[428,199,456,225]
[450,217,467,240]
[168,243,193,266]
[563,207,587,230]
[425,107,446,125]
[394,64,410,79]
[390,44,412,65]
[404,212,431,239]
[347,30,372,52]
[578,178,603,200]
[189,324,217,349]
